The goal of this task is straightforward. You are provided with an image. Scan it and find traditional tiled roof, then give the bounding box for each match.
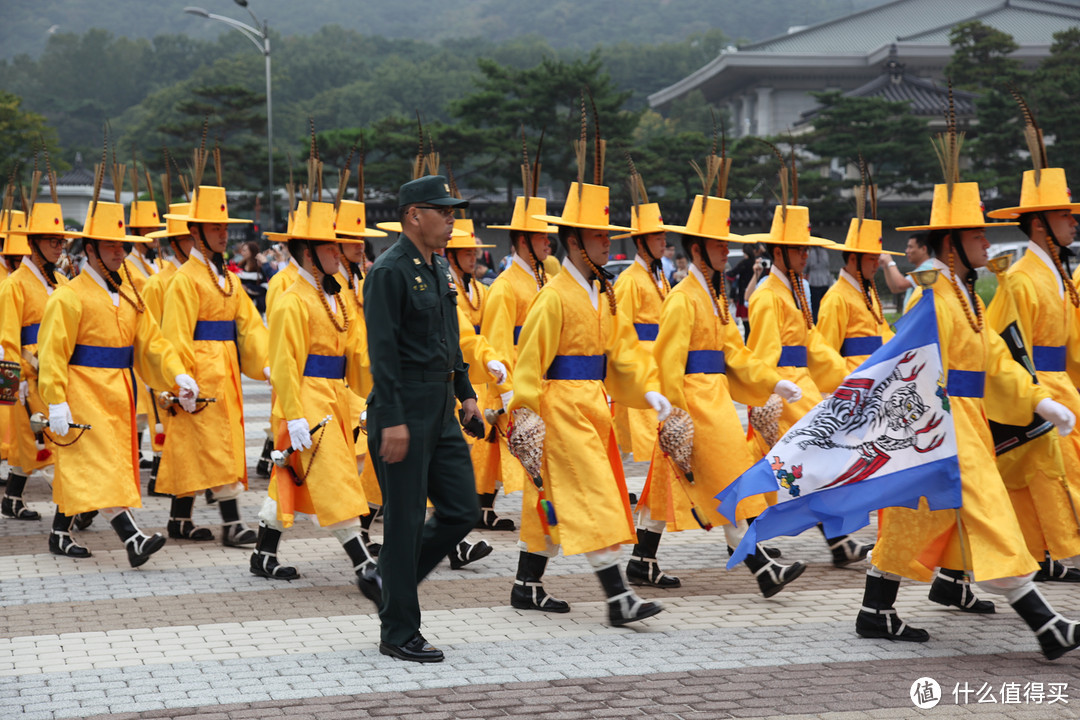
[55,153,113,189]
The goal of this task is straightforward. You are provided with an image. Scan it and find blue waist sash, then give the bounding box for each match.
[685,349,726,375]
[840,336,882,357]
[513,325,522,345]
[634,323,659,342]
[947,370,985,398]
[547,354,607,381]
[70,344,134,369]
[1033,345,1066,373]
[21,323,39,346]
[303,354,346,380]
[473,324,481,335]
[193,320,237,342]
[778,345,808,368]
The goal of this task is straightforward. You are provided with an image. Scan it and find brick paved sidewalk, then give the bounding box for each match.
[1,378,1076,719]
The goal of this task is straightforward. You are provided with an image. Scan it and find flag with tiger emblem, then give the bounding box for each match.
[717,289,963,567]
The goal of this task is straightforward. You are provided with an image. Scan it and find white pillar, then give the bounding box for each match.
[755,87,773,137]
[740,95,754,137]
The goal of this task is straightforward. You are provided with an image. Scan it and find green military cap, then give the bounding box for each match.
[397,175,469,210]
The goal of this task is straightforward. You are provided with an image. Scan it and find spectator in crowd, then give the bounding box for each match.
[660,243,676,280]
[235,240,268,313]
[880,232,933,311]
[670,253,689,284]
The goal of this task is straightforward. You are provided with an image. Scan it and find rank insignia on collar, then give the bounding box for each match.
[415,275,422,283]
[413,258,421,265]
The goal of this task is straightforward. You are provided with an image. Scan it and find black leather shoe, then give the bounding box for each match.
[379,633,444,663]
[357,564,382,609]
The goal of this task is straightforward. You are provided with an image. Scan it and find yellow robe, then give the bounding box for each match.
[509,266,660,556]
[612,260,663,461]
[265,262,300,315]
[872,272,1049,582]
[817,271,894,374]
[746,271,847,458]
[337,270,381,505]
[141,260,180,452]
[38,270,185,514]
[642,268,777,529]
[0,262,9,462]
[0,264,65,472]
[122,255,158,427]
[986,250,1080,560]
[156,256,268,495]
[267,277,369,527]
[476,260,538,494]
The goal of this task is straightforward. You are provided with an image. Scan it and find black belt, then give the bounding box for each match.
[401,369,455,383]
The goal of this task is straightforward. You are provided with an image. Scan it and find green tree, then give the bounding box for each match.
[1032,28,1080,190]
[0,90,63,181]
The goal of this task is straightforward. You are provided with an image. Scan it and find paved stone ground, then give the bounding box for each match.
[1,378,1078,719]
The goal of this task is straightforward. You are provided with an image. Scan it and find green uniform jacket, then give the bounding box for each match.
[363,234,475,427]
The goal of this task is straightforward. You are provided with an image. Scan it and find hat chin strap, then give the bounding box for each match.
[948,229,979,289]
[29,238,58,287]
[638,237,666,281]
[1038,211,1074,274]
[307,241,341,295]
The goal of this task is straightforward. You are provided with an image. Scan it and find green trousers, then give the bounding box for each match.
[368,380,480,645]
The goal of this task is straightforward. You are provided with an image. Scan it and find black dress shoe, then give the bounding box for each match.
[379,634,444,663]
[357,564,382,609]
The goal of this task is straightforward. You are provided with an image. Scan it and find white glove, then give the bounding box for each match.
[18,380,28,404]
[49,402,73,437]
[1036,398,1076,436]
[500,390,514,409]
[774,379,802,403]
[287,418,312,450]
[174,373,200,413]
[263,366,272,385]
[486,360,507,385]
[644,391,672,422]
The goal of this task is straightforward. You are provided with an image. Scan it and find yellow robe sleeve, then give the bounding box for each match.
[133,305,186,392]
[746,289,783,365]
[507,288,561,416]
[653,291,693,411]
[808,327,847,394]
[268,292,310,422]
[479,280,517,394]
[613,271,641,329]
[161,273,201,374]
[987,271,1036,367]
[981,298,1051,426]
[0,279,27,376]
[232,273,270,380]
[143,273,166,325]
[37,287,81,405]
[605,301,660,409]
[815,287,848,353]
[346,317,373,399]
[458,305,507,386]
[723,322,781,408]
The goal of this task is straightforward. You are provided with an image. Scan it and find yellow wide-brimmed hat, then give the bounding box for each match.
[25,202,81,239]
[285,201,364,244]
[487,196,558,233]
[838,218,902,255]
[335,199,388,239]
[742,205,838,248]
[611,202,682,240]
[667,195,749,243]
[447,218,494,249]
[146,203,193,240]
[897,182,1017,231]
[0,210,31,256]
[374,220,469,237]
[163,185,252,225]
[80,201,149,243]
[127,199,165,229]
[987,168,1080,219]
[533,182,631,232]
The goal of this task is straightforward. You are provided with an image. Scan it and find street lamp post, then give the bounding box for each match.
[185,2,275,232]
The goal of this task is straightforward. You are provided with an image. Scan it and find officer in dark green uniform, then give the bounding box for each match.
[361,174,482,663]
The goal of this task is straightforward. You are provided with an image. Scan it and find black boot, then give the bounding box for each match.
[219,497,257,546]
[475,492,516,531]
[449,538,493,570]
[743,545,806,598]
[167,496,215,541]
[359,511,381,557]
[2,474,41,520]
[138,430,153,469]
[855,572,928,642]
[819,524,873,567]
[510,551,570,613]
[1009,584,1080,660]
[48,509,91,558]
[110,510,166,568]
[596,562,663,626]
[626,529,680,588]
[73,510,98,531]
[254,437,274,479]
[204,488,217,505]
[249,522,299,580]
[1034,553,1080,583]
[344,532,380,603]
[928,568,995,613]
[146,456,169,497]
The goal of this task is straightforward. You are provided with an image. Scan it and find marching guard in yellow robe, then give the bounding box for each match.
[1,202,75,527]
[252,199,377,583]
[633,186,807,598]
[856,159,1080,660]
[478,195,557,503]
[743,194,873,567]
[158,185,268,546]
[984,139,1080,584]
[0,208,22,482]
[509,163,673,626]
[38,197,200,567]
